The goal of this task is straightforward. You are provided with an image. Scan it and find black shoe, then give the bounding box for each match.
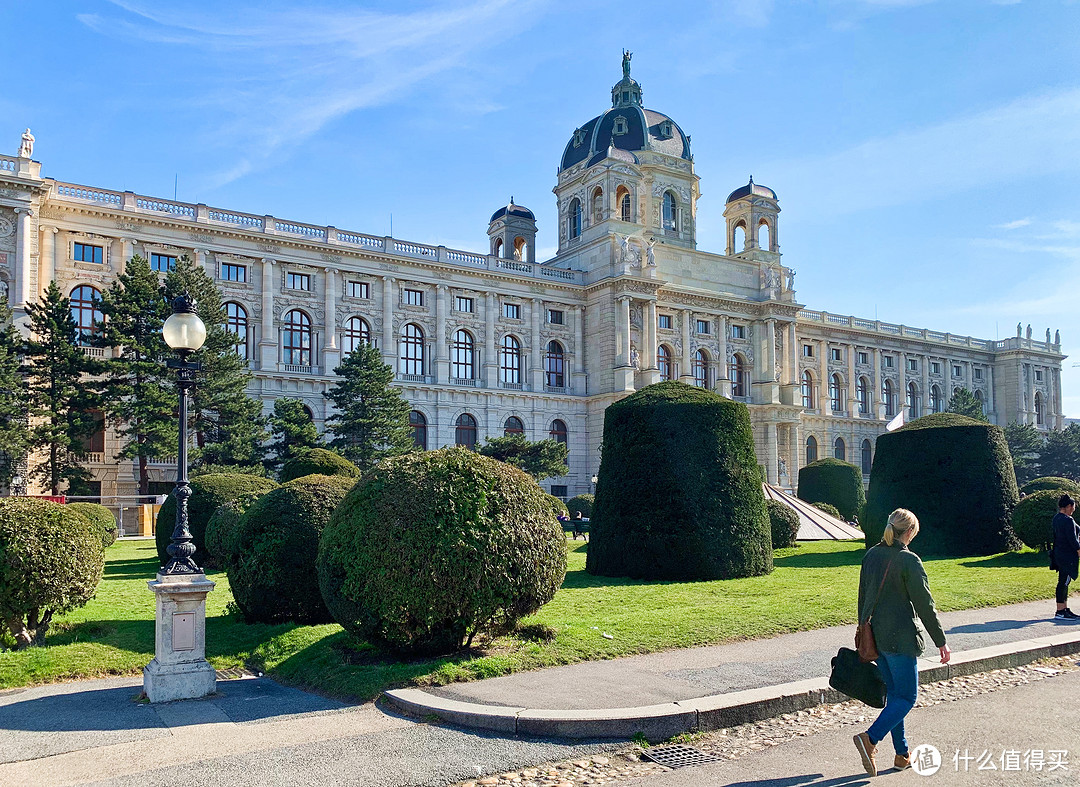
[1056,608,1079,619]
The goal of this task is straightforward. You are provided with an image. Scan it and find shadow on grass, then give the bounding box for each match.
[773,548,866,570]
[957,551,1046,569]
[47,618,155,652]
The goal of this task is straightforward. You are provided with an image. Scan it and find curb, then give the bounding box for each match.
[383,631,1080,741]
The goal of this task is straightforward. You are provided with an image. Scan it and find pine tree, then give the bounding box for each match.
[265,397,321,473]
[1004,421,1044,485]
[1040,424,1080,482]
[324,342,413,471]
[0,297,29,487]
[96,256,176,495]
[163,256,266,469]
[947,387,988,422]
[22,282,101,495]
[479,434,569,480]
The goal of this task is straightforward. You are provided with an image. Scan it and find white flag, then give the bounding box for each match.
[885,410,905,432]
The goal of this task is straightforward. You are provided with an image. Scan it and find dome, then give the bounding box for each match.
[726,177,777,204]
[489,197,535,224]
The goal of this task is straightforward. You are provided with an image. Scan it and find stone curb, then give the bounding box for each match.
[382,631,1080,741]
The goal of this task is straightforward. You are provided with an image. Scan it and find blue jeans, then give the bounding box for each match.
[867,651,918,755]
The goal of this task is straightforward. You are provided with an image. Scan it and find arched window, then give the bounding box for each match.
[806,435,818,463]
[883,379,896,418]
[758,220,770,249]
[975,389,985,414]
[341,316,370,355]
[617,186,632,222]
[549,419,568,444]
[906,381,920,418]
[830,373,844,412]
[455,413,478,448]
[500,334,522,385]
[856,376,870,414]
[692,349,709,388]
[493,237,504,258]
[802,370,815,409]
[930,384,943,414]
[224,301,248,360]
[513,236,527,261]
[730,353,750,398]
[399,323,425,376]
[504,416,524,436]
[282,309,312,366]
[544,340,564,388]
[1035,392,1044,425]
[662,191,677,231]
[568,198,582,239]
[861,439,873,475]
[452,329,475,379]
[834,437,846,461]
[591,186,604,224]
[301,405,314,421]
[79,408,106,457]
[410,410,427,450]
[734,222,747,252]
[657,344,674,381]
[70,285,103,347]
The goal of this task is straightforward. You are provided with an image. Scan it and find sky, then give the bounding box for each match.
[3,0,1078,416]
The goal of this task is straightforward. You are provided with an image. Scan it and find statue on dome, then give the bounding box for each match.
[1055,329,1060,345]
[622,50,632,79]
[786,268,797,290]
[1046,328,1052,344]
[1016,322,1022,337]
[18,128,33,158]
[1026,324,1032,340]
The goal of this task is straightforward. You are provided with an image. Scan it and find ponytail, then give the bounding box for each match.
[884,508,919,546]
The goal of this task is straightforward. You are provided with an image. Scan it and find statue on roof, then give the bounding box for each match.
[622,50,632,79]
[18,128,33,158]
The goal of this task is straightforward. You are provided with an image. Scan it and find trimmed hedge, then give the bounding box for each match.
[865,413,1020,555]
[204,493,263,569]
[1012,490,1072,551]
[797,458,865,521]
[811,501,843,519]
[67,502,118,548]
[0,498,104,648]
[318,448,567,654]
[566,494,594,518]
[228,474,356,624]
[1021,477,1080,496]
[766,499,800,549]
[279,448,360,484]
[585,382,772,580]
[155,474,278,568]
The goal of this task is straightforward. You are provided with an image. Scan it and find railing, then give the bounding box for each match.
[540,266,576,281]
[146,456,178,466]
[276,221,327,241]
[282,363,316,374]
[452,377,480,387]
[337,231,384,249]
[544,384,568,394]
[446,249,487,266]
[496,259,532,273]
[797,310,1002,349]
[56,184,122,205]
[78,453,105,464]
[0,157,16,172]
[83,346,106,358]
[209,209,262,228]
[136,197,196,218]
[500,381,524,391]
[398,373,432,383]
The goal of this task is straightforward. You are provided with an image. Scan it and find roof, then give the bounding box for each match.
[762,484,865,541]
[489,198,535,224]
[726,177,778,204]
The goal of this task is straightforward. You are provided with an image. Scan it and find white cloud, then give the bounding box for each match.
[996,218,1032,230]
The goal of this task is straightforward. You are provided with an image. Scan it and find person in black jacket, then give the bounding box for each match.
[1052,494,1079,619]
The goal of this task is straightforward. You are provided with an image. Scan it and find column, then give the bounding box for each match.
[847,343,856,417]
[39,226,57,295]
[530,298,544,390]
[964,360,972,391]
[434,285,449,384]
[14,208,33,309]
[873,348,883,418]
[616,297,631,367]
[258,259,276,370]
[194,249,209,276]
[765,422,778,485]
[324,269,339,373]
[572,305,585,394]
[1026,363,1035,424]
[679,309,693,382]
[644,300,657,370]
[122,238,134,267]
[988,365,996,422]
[788,423,801,490]
[1053,367,1064,428]
[818,340,828,412]
[484,291,497,387]
[382,277,396,367]
[921,355,930,416]
[787,322,798,385]
[897,352,907,417]
[766,319,777,382]
[1017,361,1026,422]
[717,315,729,396]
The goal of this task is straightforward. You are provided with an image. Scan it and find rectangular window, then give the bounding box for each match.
[221,263,247,283]
[346,280,369,299]
[858,352,869,365]
[731,324,746,339]
[953,364,962,377]
[404,288,424,306]
[286,272,310,291]
[150,253,176,272]
[802,344,814,358]
[550,485,568,500]
[932,362,941,374]
[503,302,521,320]
[73,242,104,264]
[1036,369,1044,382]
[547,309,564,325]
[658,314,673,330]
[696,319,710,335]
[456,296,474,313]
[907,358,918,372]
[974,368,983,380]
[883,355,894,368]
[831,348,843,362]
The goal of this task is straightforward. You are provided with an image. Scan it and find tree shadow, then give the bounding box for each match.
[773,549,866,570]
[724,776,870,787]
[946,618,1045,635]
[46,618,155,651]
[956,552,1046,569]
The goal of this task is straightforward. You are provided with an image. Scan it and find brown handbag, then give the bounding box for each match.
[856,551,898,663]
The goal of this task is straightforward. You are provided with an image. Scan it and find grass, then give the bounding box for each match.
[0,538,1056,701]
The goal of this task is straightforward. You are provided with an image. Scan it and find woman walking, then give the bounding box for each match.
[1052,494,1079,619]
[853,509,950,776]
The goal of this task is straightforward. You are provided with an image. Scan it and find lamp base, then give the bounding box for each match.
[143,658,217,703]
[144,572,216,703]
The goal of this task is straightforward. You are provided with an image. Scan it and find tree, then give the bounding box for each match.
[324,342,413,471]
[96,256,176,495]
[479,434,569,480]
[1004,422,1044,485]
[22,282,101,495]
[163,256,266,468]
[265,397,320,473]
[947,387,988,422]
[0,297,29,487]
[1040,424,1080,482]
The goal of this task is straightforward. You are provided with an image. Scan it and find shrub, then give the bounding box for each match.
[547,494,569,519]
[228,474,356,624]
[766,499,800,549]
[811,501,843,519]
[585,382,772,580]
[567,494,594,518]
[67,502,118,548]
[203,490,265,568]
[155,474,278,568]
[1021,477,1080,496]
[1012,490,1073,551]
[318,448,566,654]
[864,413,1020,555]
[797,458,865,521]
[191,463,270,478]
[0,498,104,648]
[278,448,360,484]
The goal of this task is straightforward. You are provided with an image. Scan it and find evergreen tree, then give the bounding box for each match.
[22,282,101,495]
[1004,421,1044,485]
[265,397,321,473]
[947,387,988,422]
[479,434,569,480]
[96,256,176,495]
[1040,424,1080,482]
[0,297,29,487]
[324,342,413,471]
[163,256,266,468]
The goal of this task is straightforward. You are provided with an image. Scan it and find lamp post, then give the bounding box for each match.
[10,473,24,497]
[591,475,598,494]
[144,295,216,703]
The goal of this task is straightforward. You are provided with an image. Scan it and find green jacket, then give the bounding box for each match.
[858,540,947,658]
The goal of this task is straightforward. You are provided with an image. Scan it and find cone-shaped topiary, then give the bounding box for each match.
[566,494,594,518]
[811,501,843,519]
[155,473,278,568]
[1012,489,1074,551]
[1021,477,1080,496]
[766,499,800,549]
[67,502,118,548]
[585,381,772,580]
[865,413,1020,555]
[278,447,360,484]
[228,474,356,624]
[797,458,865,521]
[318,448,567,654]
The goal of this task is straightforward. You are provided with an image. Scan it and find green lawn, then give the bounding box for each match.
[0,539,1056,701]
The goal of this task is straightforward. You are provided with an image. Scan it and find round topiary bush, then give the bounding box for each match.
[811,501,843,519]
[797,458,865,521]
[1021,477,1080,496]
[203,488,267,568]
[155,474,278,568]
[585,382,772,580]
[567,494,594,519]
[67,502,118,548]
[279,448,360,484]
[766,499,800,549]
[1012,490,1072,551]
[318,448,567,654]
[865,413,1020,556]
[228,474,356,624]
[0,498,104,648]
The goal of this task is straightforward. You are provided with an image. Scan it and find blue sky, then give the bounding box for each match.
[4,0,1078,416]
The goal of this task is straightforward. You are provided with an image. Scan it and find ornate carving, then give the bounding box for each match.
[189,232,212,243]
[0,217,12,238]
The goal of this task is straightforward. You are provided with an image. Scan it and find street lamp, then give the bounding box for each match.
[591,475,598,493]
[10,472,24,497]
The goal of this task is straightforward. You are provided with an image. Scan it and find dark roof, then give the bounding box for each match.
[489,200,536,224]
[560,106,691,171]
[726,178,778,204]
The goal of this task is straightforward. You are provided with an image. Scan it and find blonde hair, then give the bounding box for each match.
[883,508,920,546]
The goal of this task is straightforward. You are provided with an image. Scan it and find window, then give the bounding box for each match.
[662,191,677,231]
[730,354,750,398]
[883,355,894,369]
[150,253,176,272]
[285,271,310,291]
[591,188,604,223]
[504,416,524,436]
[907,358,918,372]
[514,236,528,261]
[952,364,962,377]
[550,485,568,499]
[801,370,815,409]
[80,410,106,456]
[906,382,920,418]
[70,285,103,347]
[503,302,521,320]
[404,288,423,306]
[547,309,564,325]
[806,435,818,463]
[618,187,632,222]
[613,115,628,135]
[696,319,710,335]
[657,345,674,381]
[1036,369,1044,382]
[802,344,814,357]
[658,314,673,330]
[857,376,870,414]
[500,335,522,384]
[221,263,247,283]
[455,413,478,448]
[568,198,582,239]
[861,439,873,475]
[493,238,504,258]
[452,330,475,379]
[834,437,846,461]
[831,348,842,362]
[399,324,425,376]
[658,120,673,138]
[224,302,248,359]
[573,128,586,147]
[73,242,103,264]
[455,296,473,313]
[1035,392,1045,425]
[858,351,869,365]
[550,419,568,444]
[731,324,746,340]
[883,379,896,417]
[545,341,564,388]
[692,349,709,388]
[341,316,371,355]
[974,368,983,380]
[410,411,427,450]
[975,389,985,414]
[930,384,943,413]
[830,374,844,412]
[346,280,369,299]
[932,362,941,374]
[282,310,312,365]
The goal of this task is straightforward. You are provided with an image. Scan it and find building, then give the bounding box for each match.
[0,56,1068,500]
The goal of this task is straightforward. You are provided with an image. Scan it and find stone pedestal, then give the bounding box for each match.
[144,572,216,703]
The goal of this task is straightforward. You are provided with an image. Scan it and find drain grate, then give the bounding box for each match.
[642,744,723,769]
